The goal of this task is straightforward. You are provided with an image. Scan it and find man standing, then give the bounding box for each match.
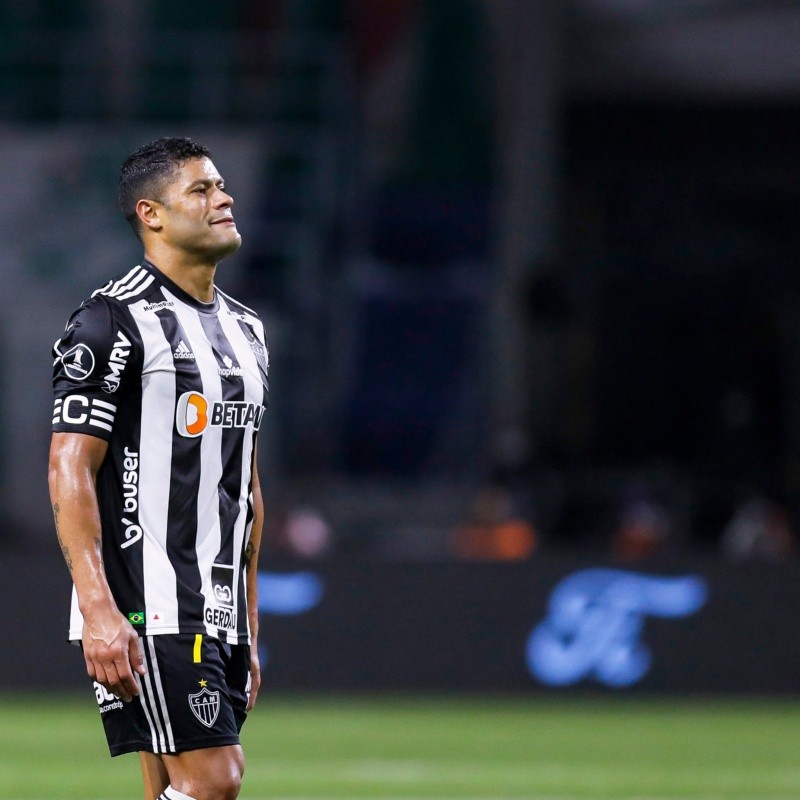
[49,137,269,800]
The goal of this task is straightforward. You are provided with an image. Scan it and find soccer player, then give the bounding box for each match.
[48,137,269,800]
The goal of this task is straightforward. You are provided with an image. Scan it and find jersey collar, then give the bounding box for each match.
[141,259,220,314]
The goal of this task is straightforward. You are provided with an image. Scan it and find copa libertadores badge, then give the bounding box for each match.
[188,687,220,728]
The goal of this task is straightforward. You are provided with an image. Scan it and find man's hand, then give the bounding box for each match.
[246,647,261,712]
[50,432,147,701]
[82,607,146,703]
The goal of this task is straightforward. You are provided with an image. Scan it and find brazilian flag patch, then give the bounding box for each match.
[128,611,145,626]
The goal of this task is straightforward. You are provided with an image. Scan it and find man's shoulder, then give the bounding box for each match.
[89,263,159,308]
[216,287,262,322]
[59,265,154,348]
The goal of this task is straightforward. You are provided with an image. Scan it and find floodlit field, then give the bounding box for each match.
[1,693,799,799]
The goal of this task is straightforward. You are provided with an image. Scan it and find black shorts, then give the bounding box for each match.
[90,634,251,757]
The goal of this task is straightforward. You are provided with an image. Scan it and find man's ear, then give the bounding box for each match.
[136,199,163,233]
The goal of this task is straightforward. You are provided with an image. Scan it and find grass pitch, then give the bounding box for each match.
[1,693,798,799]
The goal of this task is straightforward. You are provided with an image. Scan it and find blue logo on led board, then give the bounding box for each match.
[527,568,707,688]
[258,571,324,615]
[257,571,325,667]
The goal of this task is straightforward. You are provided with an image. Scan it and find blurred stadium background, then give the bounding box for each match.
[3,0,800,797]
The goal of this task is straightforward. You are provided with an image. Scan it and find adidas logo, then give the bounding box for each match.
[173,340,196,360]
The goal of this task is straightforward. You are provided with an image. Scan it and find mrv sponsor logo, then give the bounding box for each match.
[102,331,132,393]
[176,391,264,438]
[120,446,142,549]
[527,568,708,688]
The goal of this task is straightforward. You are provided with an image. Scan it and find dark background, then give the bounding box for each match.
[2,0,800,693]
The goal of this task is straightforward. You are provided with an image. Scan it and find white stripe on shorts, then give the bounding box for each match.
[138,636,176,753]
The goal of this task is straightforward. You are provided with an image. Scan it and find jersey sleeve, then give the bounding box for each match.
[52,296,137,440]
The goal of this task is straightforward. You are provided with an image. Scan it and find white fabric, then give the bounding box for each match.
[162,786,198,800]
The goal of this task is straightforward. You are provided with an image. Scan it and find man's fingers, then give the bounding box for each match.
[91,660,107,687]
[83,619,145,702]
[246,679,259,712]
[106,653,144,702]
[90,655,140,703]
[103,661,133,703]
[115,660,141,701]
[247,666,261,712]
[129,635,147,676]
[84,653,98,682]
[91,660,130,702]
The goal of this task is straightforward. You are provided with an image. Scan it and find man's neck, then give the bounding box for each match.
[144,251,217,304]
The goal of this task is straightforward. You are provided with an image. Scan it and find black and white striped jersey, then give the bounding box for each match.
[52,260,269,645]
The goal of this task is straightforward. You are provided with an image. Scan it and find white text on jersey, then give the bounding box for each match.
[103,331,132,393]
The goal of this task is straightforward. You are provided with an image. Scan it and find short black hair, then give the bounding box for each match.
[118,137,211,238]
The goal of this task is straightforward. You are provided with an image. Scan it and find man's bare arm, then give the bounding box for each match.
[245,444,264,712]
[49,431,145,702]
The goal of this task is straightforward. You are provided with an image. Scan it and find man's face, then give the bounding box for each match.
[155,157,242,263]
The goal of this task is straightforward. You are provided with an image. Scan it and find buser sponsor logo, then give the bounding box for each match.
[120,446,142,549]
[122,446,138,513]
[175,391,264,438]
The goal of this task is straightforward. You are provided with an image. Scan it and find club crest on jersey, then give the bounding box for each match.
[176,391,264,438]
[61,344,96,381]
[241,321,269,373]
[188,687,220,728]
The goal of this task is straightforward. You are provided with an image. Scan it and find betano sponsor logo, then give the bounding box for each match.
[175,391,264,438]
